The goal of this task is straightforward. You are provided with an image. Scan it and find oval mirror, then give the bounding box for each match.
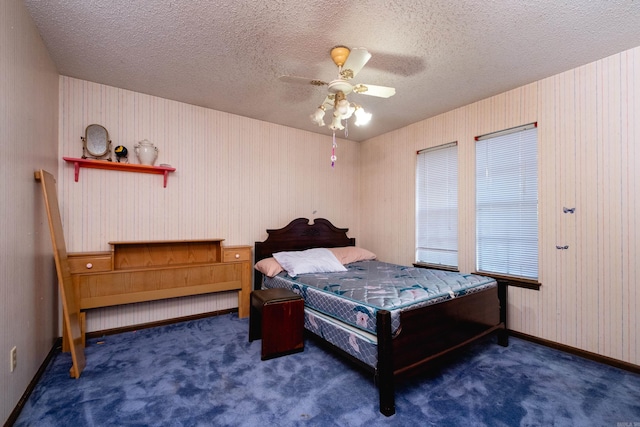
[81,124,112,161]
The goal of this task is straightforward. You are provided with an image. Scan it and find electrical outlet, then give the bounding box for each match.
[10,346,17,372]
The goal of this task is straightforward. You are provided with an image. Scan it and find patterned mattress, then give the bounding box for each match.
[261,260,497,337]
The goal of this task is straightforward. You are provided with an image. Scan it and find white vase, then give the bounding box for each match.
[134,140,158,165]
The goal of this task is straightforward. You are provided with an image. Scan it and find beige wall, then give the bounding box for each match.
[57,76,361,332]
[360,46,640,366]
[0,0,60,422]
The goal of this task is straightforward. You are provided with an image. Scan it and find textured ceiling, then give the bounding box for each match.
[23,0,640,142]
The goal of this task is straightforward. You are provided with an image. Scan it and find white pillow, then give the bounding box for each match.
[272,248,347,277]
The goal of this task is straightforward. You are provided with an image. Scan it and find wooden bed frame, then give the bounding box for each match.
[254,218,508,416]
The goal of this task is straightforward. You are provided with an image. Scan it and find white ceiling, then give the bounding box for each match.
[23,0,640,142]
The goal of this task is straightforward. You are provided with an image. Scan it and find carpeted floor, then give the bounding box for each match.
[14,313,640,426]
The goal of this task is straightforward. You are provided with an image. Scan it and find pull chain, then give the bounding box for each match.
[331,131,337,168]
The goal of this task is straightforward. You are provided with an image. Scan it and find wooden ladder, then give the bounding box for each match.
[35,169,85,378]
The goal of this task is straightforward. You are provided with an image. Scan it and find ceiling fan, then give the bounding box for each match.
[279,45,396,131]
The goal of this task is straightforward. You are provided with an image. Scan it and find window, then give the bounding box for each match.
[416,142,458,267]
[475,124,538,279]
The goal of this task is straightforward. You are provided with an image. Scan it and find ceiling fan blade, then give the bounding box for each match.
[320,94,335,109]
[352,84,396,98]
[279,75,328,87]
[340,48,371,79]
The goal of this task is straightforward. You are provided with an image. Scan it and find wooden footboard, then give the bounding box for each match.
[376,284,507,416]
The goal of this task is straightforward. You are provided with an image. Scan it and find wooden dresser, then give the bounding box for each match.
[68,240,252,332]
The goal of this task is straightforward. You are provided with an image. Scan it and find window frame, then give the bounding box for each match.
[474,123,540,287]
[415,142,459,269]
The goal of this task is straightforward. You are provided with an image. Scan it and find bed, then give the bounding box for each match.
[254,218,508,416]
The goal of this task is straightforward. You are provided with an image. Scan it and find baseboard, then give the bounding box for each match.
[4,337,62,427]
[5,309,236,427]
[509,330,640,375]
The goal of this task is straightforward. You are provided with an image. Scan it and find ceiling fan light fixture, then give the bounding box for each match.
[336,98,350,116]
[310,105,326,127]
[284,45,395,138]
[354,107,372,126]
[344,104,355,120]
[329,114,345,131]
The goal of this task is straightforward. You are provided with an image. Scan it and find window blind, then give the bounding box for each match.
[416,142,458,267]
[476,125,538,279]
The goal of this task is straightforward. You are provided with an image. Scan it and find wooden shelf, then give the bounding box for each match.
[63,157,176,187]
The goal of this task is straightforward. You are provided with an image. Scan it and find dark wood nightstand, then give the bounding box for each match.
[249,288,304,360]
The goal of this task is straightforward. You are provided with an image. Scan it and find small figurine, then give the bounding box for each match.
[114,145,129,163]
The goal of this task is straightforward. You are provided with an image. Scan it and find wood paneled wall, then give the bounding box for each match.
[360,46,640,366]
[58,77,360,332]
[1,0,60,422]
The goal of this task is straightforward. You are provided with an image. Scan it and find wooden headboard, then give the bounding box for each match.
[254,218,355,289]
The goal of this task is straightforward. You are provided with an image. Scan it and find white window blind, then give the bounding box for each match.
[416,142,458,267]
[476,124,538,279]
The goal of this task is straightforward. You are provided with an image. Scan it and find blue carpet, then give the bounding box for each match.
[14,313,640,426]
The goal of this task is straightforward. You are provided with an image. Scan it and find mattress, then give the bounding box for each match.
[305,307,379,368]
[262,260,497,337]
